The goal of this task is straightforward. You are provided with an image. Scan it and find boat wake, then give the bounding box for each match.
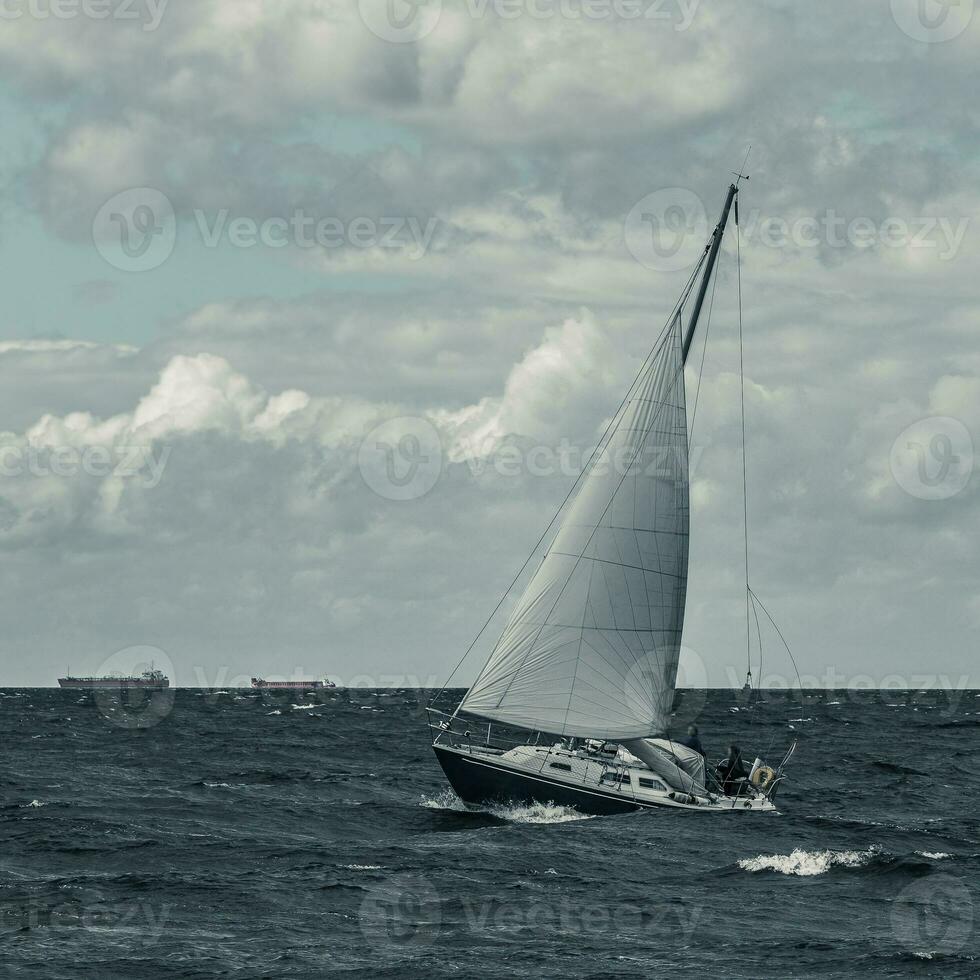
[419,789,468,812]
[486,801,594,824]
[738,845,881,876]
[419,790,593,824]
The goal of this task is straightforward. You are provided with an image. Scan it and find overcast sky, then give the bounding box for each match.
[0,0,977,689]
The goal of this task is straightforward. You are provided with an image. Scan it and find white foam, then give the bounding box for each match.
[291,704,316,710]
[738,846,879,876]
[419,791,591,824]
[266,710,282,715]
[917,851,952,860]
[488,801,594,824]
[342,864,381,871]
[22,800,45,808]
[419,789,467,811]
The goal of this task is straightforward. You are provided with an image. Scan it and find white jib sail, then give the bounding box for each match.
[460,311,690,739]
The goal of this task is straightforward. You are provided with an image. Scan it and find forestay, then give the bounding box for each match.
[460,311,690,739]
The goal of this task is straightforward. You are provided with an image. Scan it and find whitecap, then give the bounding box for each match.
[22,800,45,808]
[917,851,952,860]
[342,864,381,871]
[292,704,316,710]
[738,846,879,876]
[266,710,282,715]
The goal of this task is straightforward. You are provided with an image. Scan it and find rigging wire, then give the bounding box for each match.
[748,586,807,723]
[429,250,711,707]
[749,585,763,687]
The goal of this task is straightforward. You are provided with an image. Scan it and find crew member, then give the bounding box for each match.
[676,723,706,758]
[716,744,748,795]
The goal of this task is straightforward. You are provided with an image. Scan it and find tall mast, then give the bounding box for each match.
[681,182,738,365]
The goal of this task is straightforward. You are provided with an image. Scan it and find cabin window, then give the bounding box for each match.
[549,762,572,772]
[600,772,631,785]
[638,777,668,792]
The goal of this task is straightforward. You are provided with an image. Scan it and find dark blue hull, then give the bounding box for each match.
[433,744,642,816]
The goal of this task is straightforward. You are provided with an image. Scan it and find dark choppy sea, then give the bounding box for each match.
[1,687,978,978]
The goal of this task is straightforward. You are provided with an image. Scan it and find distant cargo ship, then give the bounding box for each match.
[58,669,170,690]
[251,677,336,691]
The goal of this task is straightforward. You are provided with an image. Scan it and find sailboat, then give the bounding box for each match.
[428,179,795,814]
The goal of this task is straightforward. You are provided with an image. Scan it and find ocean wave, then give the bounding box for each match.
[872,760,928,776]
[738,846,880,876]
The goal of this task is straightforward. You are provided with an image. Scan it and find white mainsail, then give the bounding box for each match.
[460,310,690,739]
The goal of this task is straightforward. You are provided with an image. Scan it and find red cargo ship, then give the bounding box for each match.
[251,677,336,691]
[58,669,170,690]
